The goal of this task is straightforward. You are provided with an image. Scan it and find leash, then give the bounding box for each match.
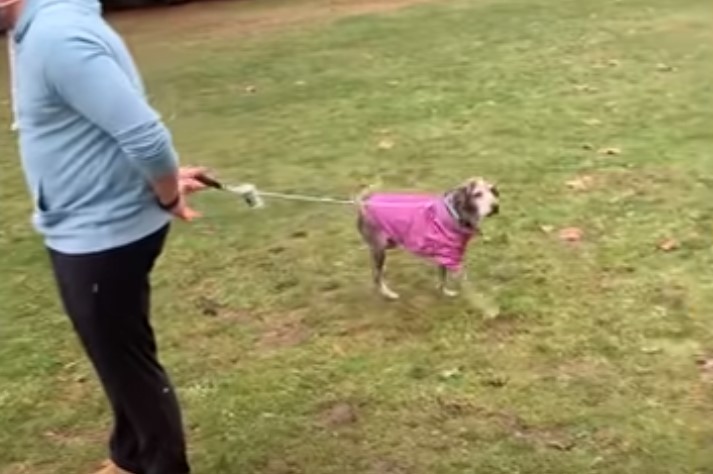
[196,175,356,208]
[195,175,459,212]
[253,190,355,206]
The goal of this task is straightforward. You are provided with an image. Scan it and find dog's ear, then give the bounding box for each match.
[490,184,499,197]
[463,177,485,196]
[451,181,480,229]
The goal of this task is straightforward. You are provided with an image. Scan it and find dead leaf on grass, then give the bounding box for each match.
[558,227,584,242]
[583,118,602,126]
[696,356,713,383]
[377,138,395,150]
[196,296,221,316]
[540,225,555,234]
[597,147,622,156]
[546,439,577,451]
[656,63,676,72]
[439,367,464,380]
[245,85,257,93]
[574,84,598,92]
[566,175,594,191]
[657,238,680,252]
[483,373,509,388]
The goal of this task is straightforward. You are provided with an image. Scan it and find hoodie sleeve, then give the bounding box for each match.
[42,32,178,180]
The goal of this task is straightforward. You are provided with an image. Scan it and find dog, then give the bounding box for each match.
[357,177,499,299]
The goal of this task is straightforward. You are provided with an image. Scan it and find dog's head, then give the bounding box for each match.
[449,177,500,229]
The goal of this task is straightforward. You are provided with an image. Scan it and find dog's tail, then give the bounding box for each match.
[354,182,379,211]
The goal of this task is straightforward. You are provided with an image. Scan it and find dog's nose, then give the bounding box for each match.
[490,203,500,215]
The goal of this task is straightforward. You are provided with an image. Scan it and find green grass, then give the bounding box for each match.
[2,0,713,472]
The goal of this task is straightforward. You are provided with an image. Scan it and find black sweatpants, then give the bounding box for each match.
[48,225,190,474]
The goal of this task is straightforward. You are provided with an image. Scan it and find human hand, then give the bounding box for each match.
[168,193,201,221]
[157,167,210,221]
[178,166,210,195]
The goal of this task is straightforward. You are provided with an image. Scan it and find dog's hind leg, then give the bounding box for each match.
[372,247,399,300]
[358,214,399,300]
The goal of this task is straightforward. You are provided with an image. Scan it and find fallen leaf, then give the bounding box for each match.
[696,356,713,370]
[540,225,555,234]
[483,374,508,388]
[607,59,621,67]
[597,147,622,156]
[696,356,713,383]
[581,143,595,150]
[439,367,464,380]
[558,227,584,242]
[583,118,602,126]
[656,63,676,72]
[245,85,257,93]
[294,80,306,86]
[574,84,598,92]
[566,175,594,191]
[196,296,221,317]
[641,346,662,355]
[377,138,395,150]
[546,439,576,451]
[658,238,679,252]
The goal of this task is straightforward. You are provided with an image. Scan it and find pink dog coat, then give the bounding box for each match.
[363,193,475,271]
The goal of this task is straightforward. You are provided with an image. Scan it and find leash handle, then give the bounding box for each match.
[195,174,224,190]
[194,174,263,207]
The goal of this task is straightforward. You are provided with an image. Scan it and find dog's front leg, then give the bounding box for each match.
[438,266,465,297]
[373,248,399,300]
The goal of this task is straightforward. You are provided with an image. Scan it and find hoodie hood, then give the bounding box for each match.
[14,0,101,43]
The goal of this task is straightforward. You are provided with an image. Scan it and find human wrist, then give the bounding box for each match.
[157,193,180,211]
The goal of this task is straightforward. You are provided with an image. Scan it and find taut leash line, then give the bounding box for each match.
[195,175,444,210]
[196,175,355,208]
[257,191,355,205]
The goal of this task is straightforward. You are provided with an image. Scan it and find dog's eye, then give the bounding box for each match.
[473,191,483,199]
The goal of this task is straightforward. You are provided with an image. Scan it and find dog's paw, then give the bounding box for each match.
[441,287,459,298]
[379,285,400,300]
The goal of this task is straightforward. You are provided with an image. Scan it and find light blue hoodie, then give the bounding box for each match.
[13,0,178,254]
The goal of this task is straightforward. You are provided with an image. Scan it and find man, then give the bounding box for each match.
[2,1,206,472]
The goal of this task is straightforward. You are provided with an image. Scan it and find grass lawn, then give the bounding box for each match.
[2,0,713,472]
